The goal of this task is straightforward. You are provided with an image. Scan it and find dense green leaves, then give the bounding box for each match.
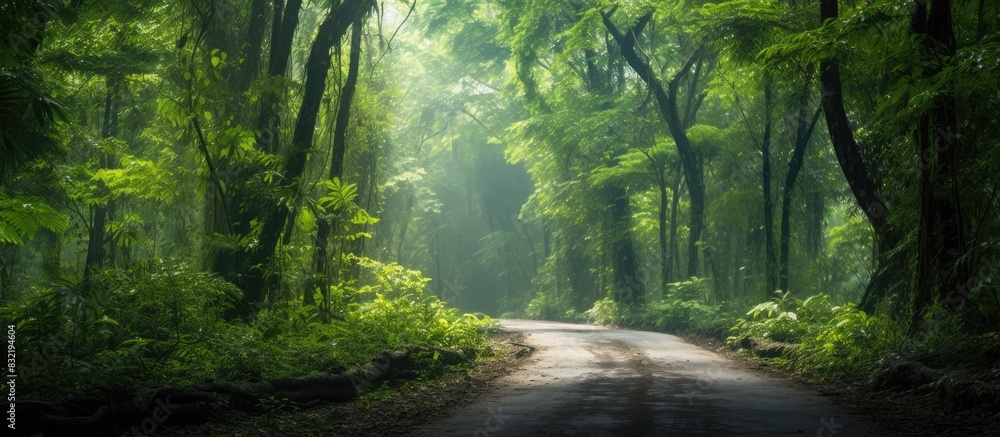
[0,195,67,245]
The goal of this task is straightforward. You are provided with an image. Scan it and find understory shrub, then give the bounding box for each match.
[729,291,905,380]
[525,288,584,322]
[2,258,492,400]
[795,303,904,379]
[584,278,732,337]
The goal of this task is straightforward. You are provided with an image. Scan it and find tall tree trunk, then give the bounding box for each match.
[207,0,303,296]
[231,0,374,318]
[602,11,706,278]
[239,0,269,92]
[85,77,120,283]
[779,100,823,291]
[256,0,303,153]
[639,150,670,293]
[762,85,776,293]
[819,0,901,312]
[669,168,684,281]
[911,0,968,325]
[657,167,668,293]
[311,17,364,306]
[609,185,645,303]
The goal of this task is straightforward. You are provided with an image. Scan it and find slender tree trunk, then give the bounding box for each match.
[311,17,364,304]
[657,167,669,293]
[609,185,645,303]
[85,77,120,283]
[239,0,269,91]
[669,168,684,281]
[207,0,303,298]
[640,149,670,293]
[762,85,776,293]
[779,100,823,291]
[232,0,373,318]
[819,0,901,312]
[256,0,303,153]
[602,11,706,278]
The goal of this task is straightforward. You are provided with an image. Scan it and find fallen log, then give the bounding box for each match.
[17,344,473,436]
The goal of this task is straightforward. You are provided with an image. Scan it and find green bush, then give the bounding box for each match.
[728,291,904,381]
[728,292,837,345]
[3,257,492,400]
[583,278,732,337]
[200,257,495,381]
[795,303,903,380]
[525,288,582,322]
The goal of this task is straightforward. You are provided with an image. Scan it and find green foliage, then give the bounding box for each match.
[583,278,732,337]
[91,151,178,202]
[221,257,491,381]
[731,291,833,344]
[80,261,238,389]
[525,288,584,322]
[1,256,492,400]
[795,303,904,380]
[1,0,997,418]
[319,177,359,212]
[0,195,67,245]
[0,280,119,397]
[727,291,905,381]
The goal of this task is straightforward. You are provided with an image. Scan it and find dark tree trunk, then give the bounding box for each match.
[657,166,669,292]
[311,17,364,307]
[669,168,684,281]
[778,100,823,291]
[819,0,901,311]
[762,85,776,293]
[230,0,374,318]
[911,0,968,324]
[206,0,303,304]
[239,0,269,91]
[609,186,645,303]
[85,77,120,283]
[602,11,706,278]
[567,231,595,308]
[639,150,671,293]
[255,0,303,154]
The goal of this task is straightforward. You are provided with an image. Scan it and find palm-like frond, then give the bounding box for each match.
[0,195,68,245]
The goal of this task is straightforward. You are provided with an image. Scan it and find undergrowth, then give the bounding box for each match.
[582,278,733,337]
[527,277,1000,387]
[1,258,494,400]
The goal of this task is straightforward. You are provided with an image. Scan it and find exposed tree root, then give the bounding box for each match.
[874,359,1000,412]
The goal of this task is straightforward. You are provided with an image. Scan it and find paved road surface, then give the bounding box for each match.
[408,320,883,436]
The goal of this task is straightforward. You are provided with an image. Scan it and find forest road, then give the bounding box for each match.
[407,319,885,437]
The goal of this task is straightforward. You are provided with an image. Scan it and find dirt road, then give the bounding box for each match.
[408,320,884,436]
